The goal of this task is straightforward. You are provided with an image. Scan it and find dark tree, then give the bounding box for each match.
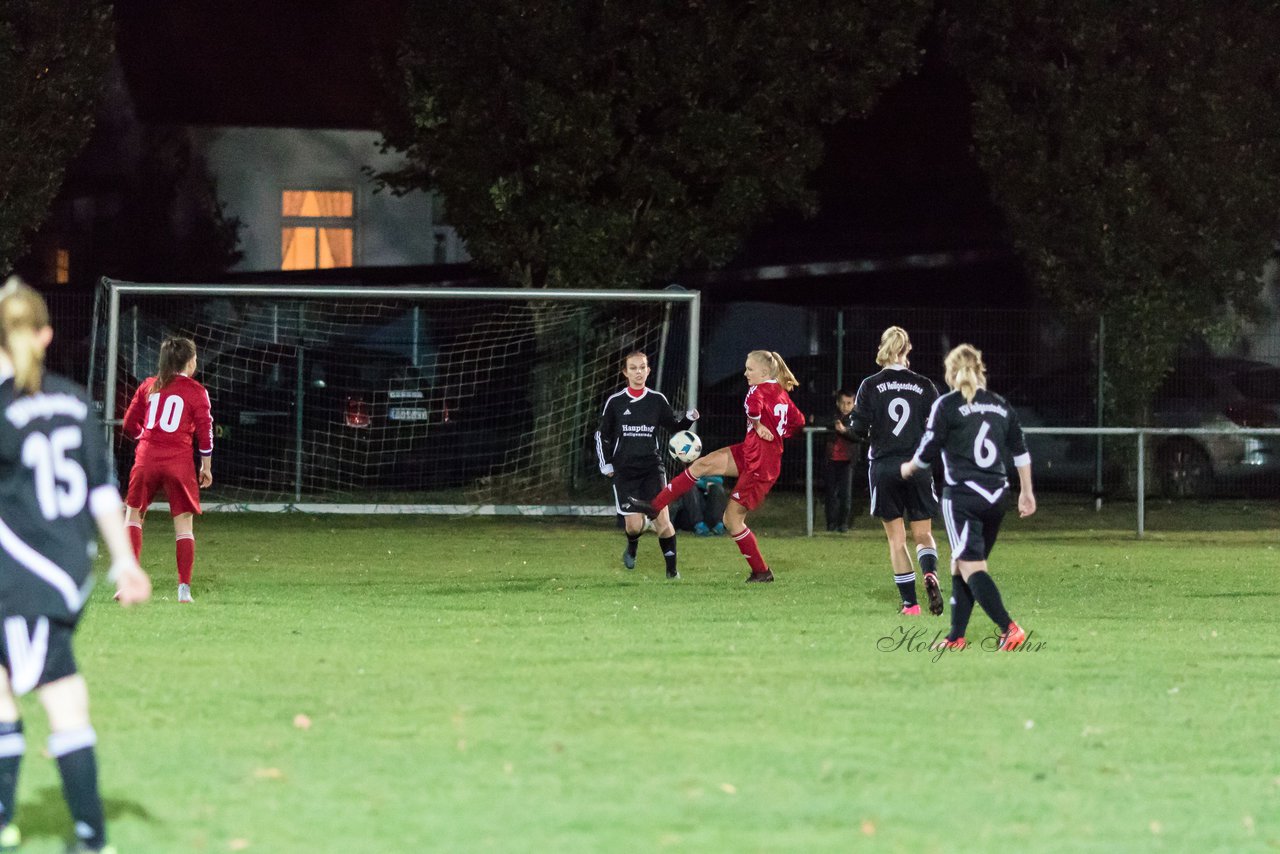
[376,0,931,290]
[0,0,112,272]
[946,1,1280,418]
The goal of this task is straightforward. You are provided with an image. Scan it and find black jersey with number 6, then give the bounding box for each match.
[0,372,118,620]
[847,366,939,461]
[911,388,1031,498]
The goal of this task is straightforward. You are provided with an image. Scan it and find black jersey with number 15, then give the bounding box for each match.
[847,366,939,461]
[0,373,117,620]
[911,388,1031,496]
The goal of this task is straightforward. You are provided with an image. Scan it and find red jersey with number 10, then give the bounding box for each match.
[122,375,213,465]
[739,380,806,477]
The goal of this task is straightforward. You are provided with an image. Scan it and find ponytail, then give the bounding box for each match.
[875,326,911,367]
[0,277,51,395]
[771,351,798,391]
[944,343,987,404]
[747,349,799,391]
[155,336,198,391]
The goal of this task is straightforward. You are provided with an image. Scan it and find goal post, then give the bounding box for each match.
[92,278,700,515]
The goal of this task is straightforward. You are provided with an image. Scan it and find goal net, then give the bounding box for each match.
[91,280,700,514]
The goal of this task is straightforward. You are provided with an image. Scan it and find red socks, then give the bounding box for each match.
[732,527,768,573]
[653,469,697,513]
[126,522,142,560]
[176,534,194,586]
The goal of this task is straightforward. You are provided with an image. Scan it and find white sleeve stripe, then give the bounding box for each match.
[0,519,83,611]
[1012,453,1031,468]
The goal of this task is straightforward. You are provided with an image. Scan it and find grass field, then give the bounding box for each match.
[9,496,1278,852]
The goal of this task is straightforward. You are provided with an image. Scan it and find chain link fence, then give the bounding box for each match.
[695,302,1280,523]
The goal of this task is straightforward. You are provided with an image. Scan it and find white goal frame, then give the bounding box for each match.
[95,278,701,515]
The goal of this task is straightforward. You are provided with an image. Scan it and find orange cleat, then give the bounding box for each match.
[998,621,1026,651]
[901,604,922,616]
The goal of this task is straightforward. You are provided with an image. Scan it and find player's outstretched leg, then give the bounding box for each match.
[623,496,658,520]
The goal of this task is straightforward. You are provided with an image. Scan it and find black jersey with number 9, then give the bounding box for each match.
[0,373,118,619]
[849,366,939,461]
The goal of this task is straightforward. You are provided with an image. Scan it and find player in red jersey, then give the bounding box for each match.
[121,337,213,603]
[627,350,805,582]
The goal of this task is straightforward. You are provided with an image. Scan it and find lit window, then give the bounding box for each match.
[281,190,354,270]
[55,249,70,284]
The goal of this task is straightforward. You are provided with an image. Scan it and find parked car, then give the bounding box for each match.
[198,342,514,493]
[1007,357,1280,497]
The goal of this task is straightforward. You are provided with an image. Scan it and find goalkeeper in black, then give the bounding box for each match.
[595,350,698,578]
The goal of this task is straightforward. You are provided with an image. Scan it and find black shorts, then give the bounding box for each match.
[0,615,78,696]
[868,458,938,522]
[612,467,666,516]
[940,487,1007,563]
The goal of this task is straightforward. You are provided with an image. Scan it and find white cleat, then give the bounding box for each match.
[177,583,193,603]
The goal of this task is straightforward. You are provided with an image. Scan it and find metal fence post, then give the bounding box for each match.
[1136,430,1145,538]
[805,429,816,536]
[1095,313,1105,511]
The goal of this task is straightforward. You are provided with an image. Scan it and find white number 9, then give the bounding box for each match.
[888,397,910,436]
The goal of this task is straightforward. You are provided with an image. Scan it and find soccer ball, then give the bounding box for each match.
[668,430,702,464]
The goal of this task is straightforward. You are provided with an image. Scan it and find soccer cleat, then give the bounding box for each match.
[901,604,922,616]
[693,522,712,536]
[931,637,967,651]
[712,522,726,536]
[923,572,944,616]
[621,549,636,570]
[623,496,659,520]
[666,568,681,579]
[745,569,774,583]
[177,583,193,603]
[998,621,1027,651]
[0,823,20,852]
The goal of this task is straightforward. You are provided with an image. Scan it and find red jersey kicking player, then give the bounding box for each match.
[121,336,213,603]
[627,350,805,582]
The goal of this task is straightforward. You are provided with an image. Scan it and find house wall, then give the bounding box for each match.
[191,127,467,272]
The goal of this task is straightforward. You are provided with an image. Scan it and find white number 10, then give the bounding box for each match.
[145,393,185,433]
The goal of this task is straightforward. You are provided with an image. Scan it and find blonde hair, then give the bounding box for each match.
[0,277,51,395]
[747,349,799,391]
[944,343,987,404]
[876,326,911,367]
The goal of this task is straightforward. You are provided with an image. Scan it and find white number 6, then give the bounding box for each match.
[973,421,998,468]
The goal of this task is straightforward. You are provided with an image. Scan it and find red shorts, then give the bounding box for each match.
[125,456,202,516]
[728,442,780,511]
